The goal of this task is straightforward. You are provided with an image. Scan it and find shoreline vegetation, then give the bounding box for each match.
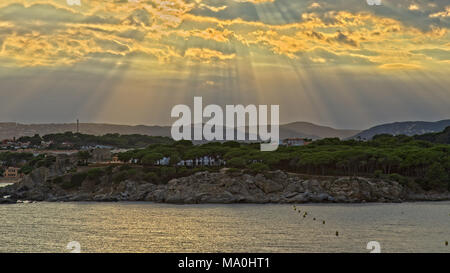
[1,128,449,204]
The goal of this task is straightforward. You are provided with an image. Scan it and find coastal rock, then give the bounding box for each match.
[145,189,166,202]
[310,193,332,202]
[69,193,92,201]
[2,167,450,204]
[287,193,309,203]
[254,178,284,194]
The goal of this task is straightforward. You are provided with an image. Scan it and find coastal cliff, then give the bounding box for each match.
[1,167,449,204]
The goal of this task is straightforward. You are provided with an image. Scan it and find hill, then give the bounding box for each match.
[0,123,172,140]
[350,120,450,140]
[414,126,450,144]
[280,122,360,139]
[0,122,361,140]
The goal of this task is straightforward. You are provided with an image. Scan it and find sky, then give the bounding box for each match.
[0,0,449,129]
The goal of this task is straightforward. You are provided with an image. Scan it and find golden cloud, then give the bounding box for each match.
[378,63,422,70]
[429,6,450,18]
[184,48,236,64]
[0,1,448,71]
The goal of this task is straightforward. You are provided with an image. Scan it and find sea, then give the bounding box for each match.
[0,201,449,253]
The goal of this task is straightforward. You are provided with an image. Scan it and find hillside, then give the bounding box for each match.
[350,120,450,140]
[280,122,360,139]
[415,126,450,144]
[0,122,360,141]
[0,123,172,140]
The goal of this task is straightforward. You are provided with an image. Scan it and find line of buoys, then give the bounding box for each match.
[292,206,335,236]
[294,207,327,223]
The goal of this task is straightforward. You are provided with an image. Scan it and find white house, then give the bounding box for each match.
[156,157,171,166]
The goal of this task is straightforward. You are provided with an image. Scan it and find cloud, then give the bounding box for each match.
[409,4,420,11]
[184,48,236,63]
[378,63,422,70]
[309,3,321,9]
[429,6,450,18]
[0,1,449,128]
[0,0,448,71]
[233,0,274,3]
[198,3,228,13]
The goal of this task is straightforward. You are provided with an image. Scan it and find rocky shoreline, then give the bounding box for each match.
[1,165,449,204]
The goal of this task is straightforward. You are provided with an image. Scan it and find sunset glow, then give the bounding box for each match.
[0,0,449,128]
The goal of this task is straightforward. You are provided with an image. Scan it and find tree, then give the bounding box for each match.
[249,162,269,173]
[141,153,164,166]
[77,151,91,165]
[118,151,133,163]
[424,163,449,190]
[227,158,246,168]
[169,153,181,166]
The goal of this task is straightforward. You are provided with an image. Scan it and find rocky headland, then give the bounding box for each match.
[1,163,449,204]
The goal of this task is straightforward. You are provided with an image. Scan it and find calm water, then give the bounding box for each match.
[0,202,449,253]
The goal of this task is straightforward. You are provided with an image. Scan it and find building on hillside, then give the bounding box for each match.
[156,157,171,166]
[110,155,122,164]
[177,159,194,167]
[129,158,139,164]
[176,156,225,167]
[3,167,21,179]
[40,140,53,148]
[90,148,112,163]
[0,139,31,150]
[81,144,114,150]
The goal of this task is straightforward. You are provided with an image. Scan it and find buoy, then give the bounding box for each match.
[313,218,316,221]
[322,220,325,224]
[335,231,339,236]
[446,241,448,246]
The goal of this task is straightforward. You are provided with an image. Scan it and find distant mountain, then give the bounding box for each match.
[279,122,360,139]
[0,121,360,141]
[415,126,450,144]
[0,123,172,140]
[351,119,450,140]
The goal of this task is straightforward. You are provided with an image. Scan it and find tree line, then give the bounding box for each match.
[117,134,449,191]
[17,132,173,149]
